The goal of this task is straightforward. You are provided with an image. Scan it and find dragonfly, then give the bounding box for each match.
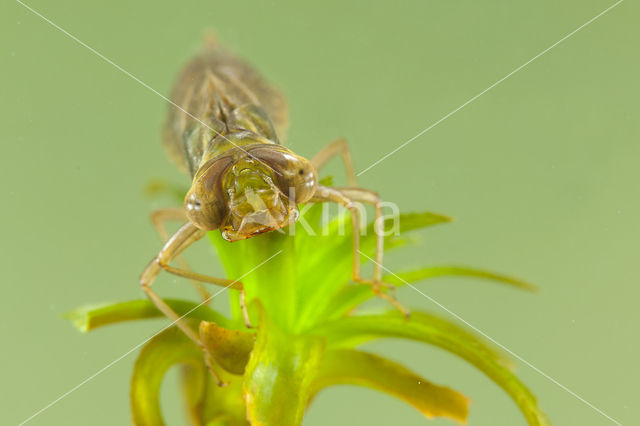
[139,39,407,379]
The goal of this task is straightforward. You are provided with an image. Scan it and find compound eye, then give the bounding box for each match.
[184,188,228,230]
[249,147,318,203]
[184,157,232,230]
[288,159,317,203]
[185,191,202,213]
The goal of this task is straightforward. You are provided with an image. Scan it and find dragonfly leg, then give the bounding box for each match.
[150,214,252,327]
[203,350,227,387]
[139,222,248,384]
[140,222,219,381]
[311,186,408,317]
[337,188,383,281]
[339,187,408,317]
[311,138,358,186]
[151,207,212,302]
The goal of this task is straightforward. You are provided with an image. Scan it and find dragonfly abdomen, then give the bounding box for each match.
[163,44,289,177]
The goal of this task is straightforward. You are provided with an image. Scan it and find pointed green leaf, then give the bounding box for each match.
[296,212,452,328]
[385,235,419,251]
[367,211,453,236]
[314,311,509,368]
[313,312,550,426]
[64,299,230,332]
[384,266,537,291]
[311,349,469,423]
[326,265,536,319]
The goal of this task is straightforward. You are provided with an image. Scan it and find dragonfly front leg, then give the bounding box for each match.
[311,186,409,317]
[150,207,212,302]
[150,209,252,327]
[139,222,250,385]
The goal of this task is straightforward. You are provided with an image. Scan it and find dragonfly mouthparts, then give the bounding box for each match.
[220,171,298,242]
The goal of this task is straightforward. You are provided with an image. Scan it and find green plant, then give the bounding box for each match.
[66,200,550,425]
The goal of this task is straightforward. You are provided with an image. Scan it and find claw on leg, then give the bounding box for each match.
[203,348,228,387]
[311,185,409,318]
[356,278,410,318]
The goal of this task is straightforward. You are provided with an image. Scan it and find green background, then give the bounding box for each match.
[2,0,638,425]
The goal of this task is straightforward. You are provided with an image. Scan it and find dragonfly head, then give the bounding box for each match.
[219,158,299,241]
[185,146,318,241]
